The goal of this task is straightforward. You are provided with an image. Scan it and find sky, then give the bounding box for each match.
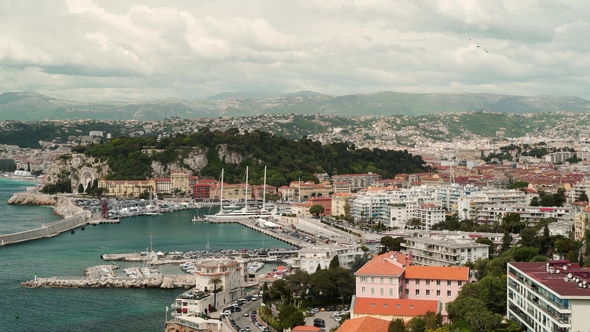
[1,0,590,101]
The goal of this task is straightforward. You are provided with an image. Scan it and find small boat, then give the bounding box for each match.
[191,214,205,222]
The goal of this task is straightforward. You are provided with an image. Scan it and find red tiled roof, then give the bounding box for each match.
[355,252,407,276]
[337,316,390,332]
[354,297,438,316]
[292,327,321,332]
[404,266,469,281]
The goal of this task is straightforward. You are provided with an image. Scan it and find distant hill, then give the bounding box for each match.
[1,91,589,121]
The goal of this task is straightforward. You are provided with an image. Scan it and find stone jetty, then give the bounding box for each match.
[21,265,196,289]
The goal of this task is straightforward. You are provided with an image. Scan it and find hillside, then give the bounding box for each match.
[1,91,589,121]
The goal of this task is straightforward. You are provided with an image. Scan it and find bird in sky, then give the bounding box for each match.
[469,39,488,53]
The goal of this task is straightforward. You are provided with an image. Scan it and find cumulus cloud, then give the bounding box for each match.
[0,0,589,101]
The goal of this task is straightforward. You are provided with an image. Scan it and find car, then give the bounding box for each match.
[251,310,257,315]
[221,310,231,316]
[313,318,325,328]
[235,307,242,312]
[244,328,251,332]
[243,312,249,317]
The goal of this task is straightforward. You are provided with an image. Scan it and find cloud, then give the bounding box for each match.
[0,0,589,101]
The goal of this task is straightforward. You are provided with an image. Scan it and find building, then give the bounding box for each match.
[291,244,365,274]
[507,260,590,332]
[332,192,354,218]
[401,237,489,266]
[414,203,445,229]
[336,316,390,332]
[171,257,246,317]
[156,178,171,195]
[353,251,468,321]
[98,178,156,198]
[192,182,212,200]
[332,173,382,191]
[171,170,190,192]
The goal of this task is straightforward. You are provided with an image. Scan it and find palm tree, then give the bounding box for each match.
[208,276,223,309]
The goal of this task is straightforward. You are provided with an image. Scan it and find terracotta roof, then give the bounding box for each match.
[404,266,469,281]
[354,297,439,316]
[292,327,321,332]
[355,252,408,276]
[337,316,390,332]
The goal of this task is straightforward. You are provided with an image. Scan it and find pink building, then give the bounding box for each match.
[353,251,469,322]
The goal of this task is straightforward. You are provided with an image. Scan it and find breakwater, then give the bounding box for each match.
[0,214,87,246]
[21,275,196,289]
[209,218,305,248]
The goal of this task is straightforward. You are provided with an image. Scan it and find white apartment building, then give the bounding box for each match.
[508,260,590,332]
[171,257,246,316]
[290,244,365,273]
[457,189,533,220]
[436,184,481,212]
[477,206,573,225]
[414,203,445,229]
[401,237,489,266]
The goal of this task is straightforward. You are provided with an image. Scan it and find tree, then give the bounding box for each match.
[77,183,84,194]
[208,276,223,309]
[329,255,340,269]
[277,304,305,329]
[309,204,325,218]
[350,253,370,272]
[578,192,589,202]
[408,218,423,229]
[380,236,405,253]
[501,231,513,253]
[388,318,407,332]
[475,238,495,256]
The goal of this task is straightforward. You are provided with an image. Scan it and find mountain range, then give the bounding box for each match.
[1,91,590,121]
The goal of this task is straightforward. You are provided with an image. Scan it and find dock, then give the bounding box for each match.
[209,218,307,248]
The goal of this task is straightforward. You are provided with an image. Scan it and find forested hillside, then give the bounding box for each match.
[74,129,429,186]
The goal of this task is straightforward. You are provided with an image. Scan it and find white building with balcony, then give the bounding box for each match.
[507,260,590,332]
[401,237,489,266]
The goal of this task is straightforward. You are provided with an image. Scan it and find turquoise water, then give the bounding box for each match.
[0,179,291,331]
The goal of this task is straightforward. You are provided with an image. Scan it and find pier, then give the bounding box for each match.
[208,218,308,248]
[0,215,87,247]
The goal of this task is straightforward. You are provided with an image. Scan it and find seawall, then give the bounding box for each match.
[0,215,87,246]
[21,275,196,289]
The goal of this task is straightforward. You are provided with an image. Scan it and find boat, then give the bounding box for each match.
[191,213,205,222]
[205,166,278,221]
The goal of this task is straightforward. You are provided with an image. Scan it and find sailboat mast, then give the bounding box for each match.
[245,166,249,210]
[220,169,224,211]
[263,166,267,210]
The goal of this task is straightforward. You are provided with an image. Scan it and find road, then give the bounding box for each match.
[225,298,269,332]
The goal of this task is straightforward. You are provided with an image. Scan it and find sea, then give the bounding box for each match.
[0,178,291,332]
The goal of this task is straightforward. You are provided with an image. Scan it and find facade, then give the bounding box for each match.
[332,173,382,191]
[477,206,573,225]
[291,244,364,274]
[414,203,445,229]
[192,182,212,200]
[401,237,489,266]
[353,251,467,321]
[171,170,190,192]
[457,189,532,220]
[98,178,156,198]
[332,192,354,217]
[156,178,171,195]
[507,260,590,332]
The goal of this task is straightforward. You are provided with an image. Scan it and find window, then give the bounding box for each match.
[405,289,409,296]
[405,279,409,285]
[447,290,452,297]
[415,289,420,296]
[458,281,463,286]
[447,280,452,286]
[426,280,430,286]
[371,288,375,295]
[360,276,367,283]
[371,277,375,283]
[361,287,366,294]
[437,290,440,297]
[389,288,393,296]
[380,288,384,295]
[415,279,420,285]
[389,277,393,284]
[436,280,441,286]
[426,290,430,297]
[380,277,384,284]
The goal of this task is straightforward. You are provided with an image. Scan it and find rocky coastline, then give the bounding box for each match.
[7,192,84,218]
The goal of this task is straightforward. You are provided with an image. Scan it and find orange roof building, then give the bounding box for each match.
[336,316,390,332]
[351,297,439,322]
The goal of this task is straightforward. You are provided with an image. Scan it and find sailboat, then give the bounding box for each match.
[205,166,277,221]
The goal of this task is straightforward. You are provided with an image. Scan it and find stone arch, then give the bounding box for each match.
[79,167,97,192]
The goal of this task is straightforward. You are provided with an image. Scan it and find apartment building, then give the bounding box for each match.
[98,178,156,198]
[171,170,190,192]
[155,177,171,195]
[507,260,590,332]
[332,173,382,191]
[401,237,489,266]
[477,206,573,225]
[291,244,364,274]
[457,189,533,220]
[414,203,445,229]
[332,192,354,217]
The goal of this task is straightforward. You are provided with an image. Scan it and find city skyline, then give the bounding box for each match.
[1,1,590,102]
